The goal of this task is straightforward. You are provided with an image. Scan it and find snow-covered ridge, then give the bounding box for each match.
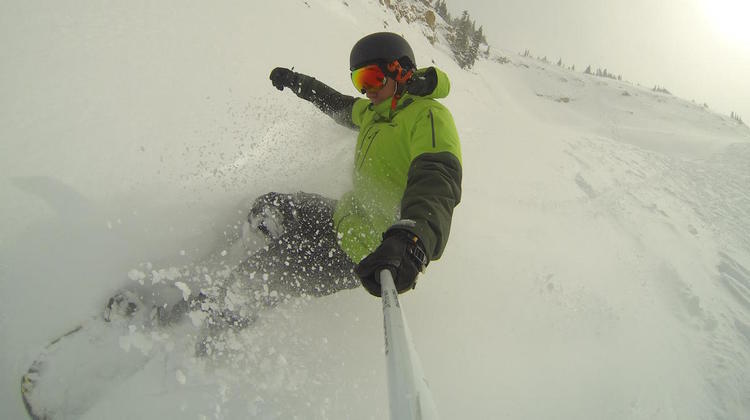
[388,0,747,129]
[1,0,749,418]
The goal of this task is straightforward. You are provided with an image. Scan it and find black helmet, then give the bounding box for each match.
[349,32,416,71]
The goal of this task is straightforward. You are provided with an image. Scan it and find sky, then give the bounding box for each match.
[447,0,750,122]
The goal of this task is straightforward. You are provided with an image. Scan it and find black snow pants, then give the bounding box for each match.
[235,192,360,297]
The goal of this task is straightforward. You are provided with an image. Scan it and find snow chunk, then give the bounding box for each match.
[188,310,208,328]
[224,288,248,311]
[128,269,147,283]
[176,369,186,385]
[152,267,182,284]
[174,281,191,301]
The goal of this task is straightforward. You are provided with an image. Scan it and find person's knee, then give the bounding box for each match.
[248,192,289,239]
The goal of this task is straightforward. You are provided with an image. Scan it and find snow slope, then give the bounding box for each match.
[1,0,749,418]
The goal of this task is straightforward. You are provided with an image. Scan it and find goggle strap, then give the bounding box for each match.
[386,60,414,84]
[386,60,413,110]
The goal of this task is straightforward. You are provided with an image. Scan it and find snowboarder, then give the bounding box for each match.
[21,34,465,417]
[106,32,463,329]
[243,32,463,298]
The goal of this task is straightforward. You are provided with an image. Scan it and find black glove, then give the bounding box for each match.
[404,67,437,97]
[355,229,429,297]
[269,67,300,91]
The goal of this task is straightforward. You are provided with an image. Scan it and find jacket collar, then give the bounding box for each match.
[368,93,414,121]
[366,67,452,120]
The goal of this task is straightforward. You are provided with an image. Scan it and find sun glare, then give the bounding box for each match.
[702,0,750,47]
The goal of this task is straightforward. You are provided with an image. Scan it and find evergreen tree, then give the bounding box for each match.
[476,25,487,44]
[470,24,484,60]
[441,5,489,69]
[436,0,450,21]
[450,11,475,68]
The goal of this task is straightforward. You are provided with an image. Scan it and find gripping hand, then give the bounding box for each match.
[355,228,429,297]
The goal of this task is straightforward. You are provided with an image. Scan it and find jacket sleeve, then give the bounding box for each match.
[400,152,462,261]
[289,73,358,129]
[399,106,463,261]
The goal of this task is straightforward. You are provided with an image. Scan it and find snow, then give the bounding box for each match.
[1,0,749,419]
[174,281,192,301]
[176,369,187,385]
[189,310,209,329]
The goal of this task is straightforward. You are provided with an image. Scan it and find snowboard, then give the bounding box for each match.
[20,228,268,420]
[20,283,210,419]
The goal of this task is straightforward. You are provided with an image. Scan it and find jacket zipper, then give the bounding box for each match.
[429,109,436,148]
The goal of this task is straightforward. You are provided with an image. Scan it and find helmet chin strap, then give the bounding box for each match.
[390,81,401,110]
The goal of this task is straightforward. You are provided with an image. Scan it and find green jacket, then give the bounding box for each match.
[290,67,462,263]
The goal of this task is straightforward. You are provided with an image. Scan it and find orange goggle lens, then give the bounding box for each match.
[351,64,386,94]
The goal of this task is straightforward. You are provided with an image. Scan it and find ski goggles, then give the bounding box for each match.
[351,64,387,94]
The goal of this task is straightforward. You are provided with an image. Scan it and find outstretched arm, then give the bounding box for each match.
[270,67,358,129]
